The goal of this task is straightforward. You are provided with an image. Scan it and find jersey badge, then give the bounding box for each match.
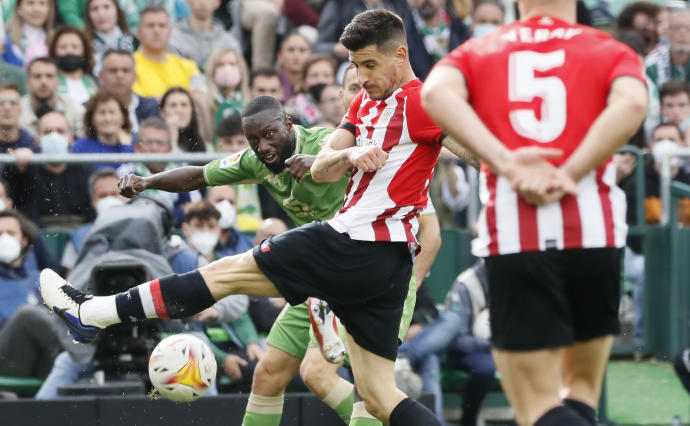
[219,151,243,168]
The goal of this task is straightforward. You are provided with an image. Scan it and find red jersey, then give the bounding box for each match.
[435,16,645,256]
[328,79,443,247]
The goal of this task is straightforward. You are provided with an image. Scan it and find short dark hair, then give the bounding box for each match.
[140,4,169,21]
[242,95,284,119]
[48,25,95,74]
[473,0,505,17]
[339,9,407,52]
[0,209,38,246]
[660,80,690,102]
[27,57,57,74]
[613,29,647,57]
[250,68,281,87]
[0,82,21,96]
[216,114,243,138]
[83,89,131,139]
[617,1,660,29]
[139,116,170,138]
[88,167,119,199]
[652,122,683,140]
[184,200,221,224]
[102,49,135,65]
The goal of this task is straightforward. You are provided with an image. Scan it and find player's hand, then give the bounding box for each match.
[8,147,33,171]
[118,174,147,198]
[347,146,388,172]
[222,354,248,382]
[192,307,220,322]
[285,154,316,182]
[614,153,636,183]
[245,342,265,361]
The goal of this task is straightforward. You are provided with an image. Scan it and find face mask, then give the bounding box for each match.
[214,65,242,89]
[0,233,22,265]
[215,199,237,230]
[95,196,125,215]
[652,139,682,167]
[189,232,219,256]
[473,24,499,38]
[0,199,6,212]
[56,55,86,73]
[40,132,69,154]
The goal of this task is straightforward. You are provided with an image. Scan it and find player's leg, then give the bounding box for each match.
[300,347,354,424]
[350,386,384,426]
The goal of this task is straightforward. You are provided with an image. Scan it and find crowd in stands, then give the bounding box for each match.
[0,0,682,424]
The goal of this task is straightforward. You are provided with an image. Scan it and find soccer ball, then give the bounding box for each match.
[148,334,217,402]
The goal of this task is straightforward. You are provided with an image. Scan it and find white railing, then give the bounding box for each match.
[0,152,225,165]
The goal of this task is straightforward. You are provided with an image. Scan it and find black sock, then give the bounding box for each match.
[534,405,590,426]
[389,397,442,426]
[115,271,215,322]
[564,398,596,425]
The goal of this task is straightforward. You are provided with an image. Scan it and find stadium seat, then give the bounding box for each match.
[0,376,43,397]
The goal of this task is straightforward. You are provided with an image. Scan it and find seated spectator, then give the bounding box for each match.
[285,54,337,126]
[660,80,690,131]
[1,0,54,67]
[3,111,92,228]
[398,261,495,426]
[84,0,136,76]
[204,185,254,258]
[276,32,312,103]
[239,0,281,69]
[60,168,126,271]
[405,0,469,81]
[429,148,471,228]
[283,0,320,29]
[616,1,660,55]
[646,8,690,89]
[132,5,203,99]
[160,87,207,152]
[117,116,203,226]
[19,57,85,137]
[198,47,250,143]
[118,0,189,33]
[169,0,241,69]
[315,0,410,61]
[71,89,134,169]
[0,52,28,95]
[0,82,38,153]
[98,50,159,134]
[249,68,284,101]
[341,63,362,110]
[181,200,222,264]
[48,26,98,105]
[0,178,13,212]
[215,114,249,153]
[470,0,505,37]
[311,83,345,127]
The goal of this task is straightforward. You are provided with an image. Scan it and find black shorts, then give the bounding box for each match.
[485,247,621,351]
[253,221,412,361]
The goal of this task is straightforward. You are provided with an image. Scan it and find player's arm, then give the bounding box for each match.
[414,212,441,289]
[441,135,479,171]
[311,128,388,182]
[119,166,206,198]
[561,76,648,183]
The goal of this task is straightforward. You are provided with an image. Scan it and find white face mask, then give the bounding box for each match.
[95,196,125,215]
[215,200,237,230]
[0,233,22,264]
[0,198,6,212]
[189,232,219,256]
[652,139,682,167]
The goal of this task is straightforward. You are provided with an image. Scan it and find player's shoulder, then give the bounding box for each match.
[297,124,334,152]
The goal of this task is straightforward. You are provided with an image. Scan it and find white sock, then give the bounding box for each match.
[79,295,119,328]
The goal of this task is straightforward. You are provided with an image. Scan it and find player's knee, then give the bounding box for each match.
[362,397,387,421]
[299,354,333,397]
[251,357,286,396]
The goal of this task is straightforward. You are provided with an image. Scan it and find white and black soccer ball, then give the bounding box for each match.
[148,334,217,402]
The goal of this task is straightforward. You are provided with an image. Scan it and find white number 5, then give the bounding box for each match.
[508,50,566,143]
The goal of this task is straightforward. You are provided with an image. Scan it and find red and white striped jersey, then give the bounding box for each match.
[328,79,443,246]
[435,16,645,256]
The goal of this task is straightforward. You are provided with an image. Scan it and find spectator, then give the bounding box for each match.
[616,1,660,55]
[239,0,281,69]
[405,0,470,81]
[84,0,136,77]
[204,185,254,258]
[181,200,222,263]
[48,26,98,105]
[169,0,241,69]
[311,83,344,127]
[249,68,284,101]
[0,54,28,95]
[198,46,250,143]
[429,147,471,228]
[116,0,189,33]
[19,57,85,137]
[340,63,362,111]
[215,114,248,153]
[160,87,207,152]
[132,5,203,99]
[285,54,337,126]
[660,79,690,131]
[0,82,38,154]
[60,168,126,271]
[98,50,159,134]
[2,111,92,228]
[71,89,134,169]
[0,178,14,211]
[470,0,505,37]
[117,116,203,226]
[1,0,54,67]
[283,0,320,28]
[315,0,410,61]
[276,32,312,103]
[646,8,690,89]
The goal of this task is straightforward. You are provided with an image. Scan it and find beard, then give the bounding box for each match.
[262,134,295,174]
[418,1,438,20]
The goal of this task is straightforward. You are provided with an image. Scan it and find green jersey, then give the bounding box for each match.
[203,125,349,226]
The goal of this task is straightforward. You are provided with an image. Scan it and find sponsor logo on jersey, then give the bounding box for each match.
[356,135,380,147]
[219,150,244,168]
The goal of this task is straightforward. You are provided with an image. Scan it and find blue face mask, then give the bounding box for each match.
[473,24,499,38]
[40,132,69,154]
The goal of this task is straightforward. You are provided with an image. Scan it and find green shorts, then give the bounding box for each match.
[266,271,418,367]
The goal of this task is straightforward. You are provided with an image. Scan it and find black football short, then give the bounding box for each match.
[485,247,622,351]
[253,221,412,361]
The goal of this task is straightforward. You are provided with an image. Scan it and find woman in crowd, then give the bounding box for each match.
[160,87,207,153]
[72,89,134,169]
[83,0,136,75]
[198,47,250,143]
[2,0,54,67]
[284,53,336,127]
[48,26,98,105]
[276,32,312,103]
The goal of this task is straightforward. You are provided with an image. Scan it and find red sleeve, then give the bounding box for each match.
[434,43,472,90]
[338,89,365,135]
[405,84,444,145]
[607,42,646,87]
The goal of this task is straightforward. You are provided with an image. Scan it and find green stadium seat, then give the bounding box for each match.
[0,376,44,397]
